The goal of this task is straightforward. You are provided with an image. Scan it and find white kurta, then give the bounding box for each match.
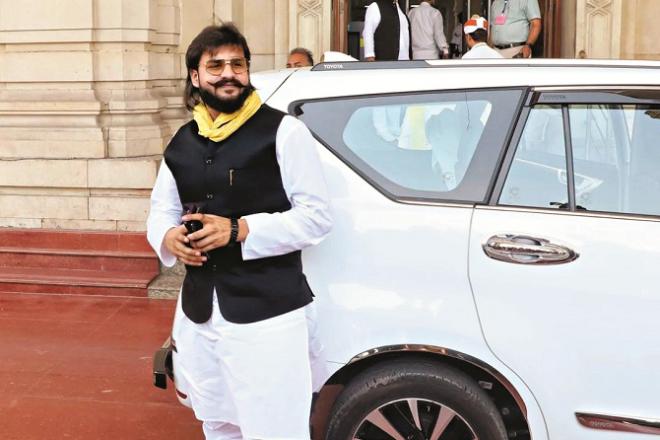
[408,2,448,60]
[462,42,505,59]
[362,1,411,60]
[147,115,333,440]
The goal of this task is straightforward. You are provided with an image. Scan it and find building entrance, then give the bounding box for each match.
[331,0,561,59]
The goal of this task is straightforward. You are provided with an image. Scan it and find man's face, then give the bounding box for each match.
[286,52,311,68]
[190,44,252,114]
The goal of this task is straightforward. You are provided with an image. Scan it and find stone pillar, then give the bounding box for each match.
[0,0,190,231]
[289,0,332,64]
[575,0,623,59]
[620,0,660,60]
[214,0,332,70]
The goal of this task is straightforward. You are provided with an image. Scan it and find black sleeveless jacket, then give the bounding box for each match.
[374,0,411,60]
[163,105,313,324]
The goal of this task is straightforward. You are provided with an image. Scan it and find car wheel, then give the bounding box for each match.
[325,358,508,440]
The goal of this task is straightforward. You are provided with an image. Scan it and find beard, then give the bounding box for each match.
[198,80,255,114]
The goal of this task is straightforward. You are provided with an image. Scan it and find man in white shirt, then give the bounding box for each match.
[462,15,503,59]
[363,0,410,61]
[147,24,332,440]
[408,0,448,59]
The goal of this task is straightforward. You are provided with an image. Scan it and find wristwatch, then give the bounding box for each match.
[228,218,239,246]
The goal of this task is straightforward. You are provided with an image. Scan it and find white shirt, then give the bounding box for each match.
[363,1,410,60]
[147,115,333,265]
[408,2,448,60]
[462,42,504,59]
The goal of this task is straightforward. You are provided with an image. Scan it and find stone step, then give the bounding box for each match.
[147,261,184,299]
[0,228,152,252]
[0,247,158,272]
[0,228,160,297]
[0,267,155,297]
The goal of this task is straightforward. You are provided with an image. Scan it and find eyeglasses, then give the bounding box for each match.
[204,58,249,75]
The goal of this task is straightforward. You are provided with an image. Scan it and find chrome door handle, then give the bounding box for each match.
[483,234,579,265]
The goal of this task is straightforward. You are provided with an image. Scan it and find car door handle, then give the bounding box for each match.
[483,234,579,265]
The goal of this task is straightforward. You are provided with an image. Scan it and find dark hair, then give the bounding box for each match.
[468,29,488,43]
[289,47,314,66]
[184,24,251,111]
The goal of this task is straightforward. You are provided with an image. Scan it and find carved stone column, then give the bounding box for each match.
[575,0,623,59]
[290,0,332,63]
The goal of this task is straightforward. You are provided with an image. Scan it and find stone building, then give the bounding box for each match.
[0,0,657,294]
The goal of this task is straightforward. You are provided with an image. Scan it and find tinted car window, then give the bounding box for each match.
[500,102,660,216]
[500,105,569,208]
[298,89,524,203]
[570,104,660,216]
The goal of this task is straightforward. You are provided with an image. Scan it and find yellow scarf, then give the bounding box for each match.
[193,91,262,142]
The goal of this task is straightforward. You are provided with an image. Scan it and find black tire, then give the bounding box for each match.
[325,358,508,440]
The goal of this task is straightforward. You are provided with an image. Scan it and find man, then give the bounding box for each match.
[363,0,411,61]
[147,24,332,440]
[462,15,503,59]
[490,0,542,58]
[408,0,449,60]
[286,47,314,68]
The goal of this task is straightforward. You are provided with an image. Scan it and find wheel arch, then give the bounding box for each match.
[311,344,531,440]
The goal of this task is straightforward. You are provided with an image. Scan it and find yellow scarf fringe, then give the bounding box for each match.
[193,91,262,142]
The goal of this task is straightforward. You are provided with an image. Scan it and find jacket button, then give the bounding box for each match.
[211,264,217,272]
[206,193,213,200]
[205,158,213,165]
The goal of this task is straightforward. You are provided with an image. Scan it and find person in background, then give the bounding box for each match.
[363,0,411,61]
[462,15,503,59]
[408,0,449,60]
[450,13,465,58]
[286,47,314,68]
[490,0,542,58]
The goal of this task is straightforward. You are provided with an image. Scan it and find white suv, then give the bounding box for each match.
[155,59,660,440]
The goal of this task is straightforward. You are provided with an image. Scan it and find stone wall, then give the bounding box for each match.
[574,0,660,60]
[0,0,331,232]
[0,0,188,231]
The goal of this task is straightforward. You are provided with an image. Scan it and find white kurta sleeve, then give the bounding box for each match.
[241,116,332,260]
[146,161,182,267]
[434,12,449,54]
[363,3,380,58]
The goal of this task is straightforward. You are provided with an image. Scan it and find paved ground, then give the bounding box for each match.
[0,292,203,440]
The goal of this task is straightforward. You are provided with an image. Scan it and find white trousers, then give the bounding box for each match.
[172,293,327,440]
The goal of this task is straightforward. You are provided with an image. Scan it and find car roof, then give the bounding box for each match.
[266,58,660,111]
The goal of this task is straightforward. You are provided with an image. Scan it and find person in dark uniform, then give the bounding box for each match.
[147,24,332,440]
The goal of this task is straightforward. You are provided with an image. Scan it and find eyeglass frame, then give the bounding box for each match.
[202,57,250,75]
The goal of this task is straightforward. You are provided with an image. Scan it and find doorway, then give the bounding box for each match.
[331,0,561,58]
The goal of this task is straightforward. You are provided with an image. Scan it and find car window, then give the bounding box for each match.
[570,104,660,216]
[499,105,569,208]
[499,101,660,217]
[298,89,524,203]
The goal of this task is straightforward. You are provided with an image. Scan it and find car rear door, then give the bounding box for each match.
[469,89,660,439]
[296,86,525,364]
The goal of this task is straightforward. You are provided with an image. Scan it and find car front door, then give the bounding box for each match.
[469,90,660,439]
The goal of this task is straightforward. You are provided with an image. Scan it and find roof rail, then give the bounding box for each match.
[311,60,431,71]
[310,58,660,72]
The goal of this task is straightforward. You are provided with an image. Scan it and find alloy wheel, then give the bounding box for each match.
[352,398,478,440]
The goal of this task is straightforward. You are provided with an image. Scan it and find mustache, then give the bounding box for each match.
[210,79,245,88]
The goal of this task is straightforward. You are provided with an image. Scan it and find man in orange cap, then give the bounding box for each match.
[462,15,503,59]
